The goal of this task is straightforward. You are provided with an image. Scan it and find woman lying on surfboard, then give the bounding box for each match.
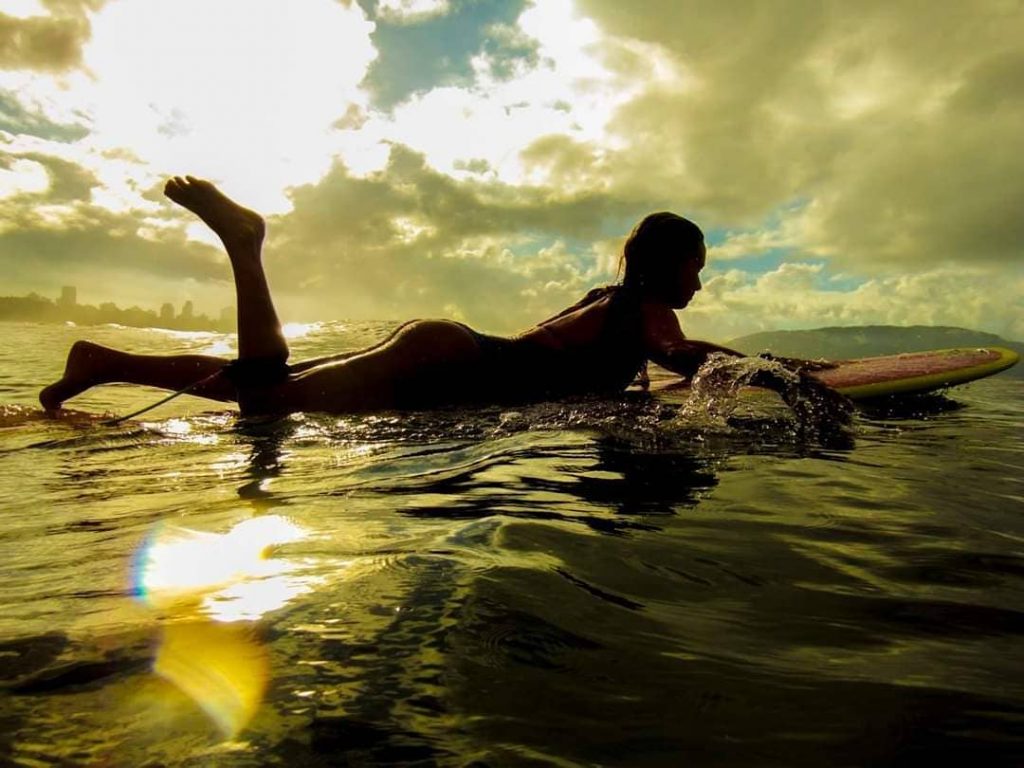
[40,176,838,417]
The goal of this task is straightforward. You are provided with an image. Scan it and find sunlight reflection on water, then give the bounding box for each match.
[133,515,324,736]
[134,515,314,620]
[282,322,324,340]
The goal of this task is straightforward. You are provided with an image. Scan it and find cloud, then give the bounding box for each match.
[0,144,227,308]
[359,0,531,109]
[375,0,451,24]
[683,262,1024,342]
[794,48,1024,269]
[0,0,104,73]
[0,89,88,141]
[265,143,643,329]
[0,201,230,314]
[553,0,1024,274]
[476,21,541,81]
[14,151,96,201]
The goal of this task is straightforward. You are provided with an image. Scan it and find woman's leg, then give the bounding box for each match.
[253,320,483,414]
[40,176,285,410]
[40,341,236,409]
[163,176,288,363]
[160,179,485,414]
[40,178,485,414]
[37,321,418,410]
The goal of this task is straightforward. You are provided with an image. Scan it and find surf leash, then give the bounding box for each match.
[98,356,290,426]
[99,369,227,426]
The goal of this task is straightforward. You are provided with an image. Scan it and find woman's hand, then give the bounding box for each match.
[757,352,838,373]
[744,358,853,422]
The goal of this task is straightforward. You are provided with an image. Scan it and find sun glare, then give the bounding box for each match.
[0,158,49,199]
[282,322,323,340]
[82,0,376,213]
[135,515,314,622]
[1,0,45,19]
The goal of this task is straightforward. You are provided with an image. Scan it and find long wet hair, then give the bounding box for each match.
[618,212,704,291]
[546,211,705,324]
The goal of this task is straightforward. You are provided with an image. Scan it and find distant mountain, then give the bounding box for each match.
[727,325,1024,377]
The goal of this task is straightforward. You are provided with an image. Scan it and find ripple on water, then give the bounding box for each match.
[1,323,1022,766]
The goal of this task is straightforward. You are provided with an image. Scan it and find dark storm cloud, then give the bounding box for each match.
[358,0,534,109]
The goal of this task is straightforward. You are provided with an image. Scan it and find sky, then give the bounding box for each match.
[0,0,1022,340]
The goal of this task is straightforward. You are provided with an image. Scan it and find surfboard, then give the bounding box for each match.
[649,346,1020,401]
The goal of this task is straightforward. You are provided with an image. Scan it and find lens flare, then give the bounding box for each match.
[133,515,310,620]
[132,515,315,737]
[153,620,269,738]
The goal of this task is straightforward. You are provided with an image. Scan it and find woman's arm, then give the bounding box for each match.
[640,303,851,424]
[642,303,742,378]
[651,339,744,378]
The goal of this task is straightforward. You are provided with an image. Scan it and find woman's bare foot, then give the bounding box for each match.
[163,175,265,256]
[39,341,113,410]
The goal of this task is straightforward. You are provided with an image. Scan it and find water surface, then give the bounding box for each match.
[1,321,1022,766]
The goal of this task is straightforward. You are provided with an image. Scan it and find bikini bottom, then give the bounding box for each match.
[450,324,563,403]
[221,356,292,388]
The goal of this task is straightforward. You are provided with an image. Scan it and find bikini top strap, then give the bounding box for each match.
[542,284,616,323]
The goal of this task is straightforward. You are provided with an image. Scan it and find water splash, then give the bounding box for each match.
[680,353,854,445]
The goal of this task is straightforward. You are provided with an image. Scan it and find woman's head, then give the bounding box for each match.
[620,212,705,308]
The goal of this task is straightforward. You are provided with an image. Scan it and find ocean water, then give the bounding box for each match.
[1,320,1022,767]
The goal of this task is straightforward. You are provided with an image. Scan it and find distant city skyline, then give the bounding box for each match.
[55,285,234,323]
[51,285,233,321]
[0,286,235,332]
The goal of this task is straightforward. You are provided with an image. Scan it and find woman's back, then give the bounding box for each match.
[472,285,647,400]
[519,286,620,348]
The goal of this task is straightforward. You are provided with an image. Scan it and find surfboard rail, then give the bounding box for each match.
[646,346,1020,402]
[817,346,1020,399]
